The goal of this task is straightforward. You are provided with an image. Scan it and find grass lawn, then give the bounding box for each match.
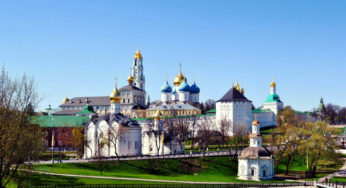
[32,156,285,183]
[331,177,346,182]
[275,154,343,180]
[6,173,170,187]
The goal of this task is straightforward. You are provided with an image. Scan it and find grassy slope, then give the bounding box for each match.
[7,173,169,187]
[33,157,243,182]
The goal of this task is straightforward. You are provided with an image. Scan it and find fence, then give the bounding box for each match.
[28,182,314,188]
[317,181,346,188]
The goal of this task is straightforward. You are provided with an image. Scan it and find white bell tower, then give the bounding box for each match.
[132,49,145,91]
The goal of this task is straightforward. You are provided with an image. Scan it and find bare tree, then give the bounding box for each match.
[108,124,125,162]
[196,117,215,159]
[146,120,163,156]
[0,66,43,188]
[218,118,233,160]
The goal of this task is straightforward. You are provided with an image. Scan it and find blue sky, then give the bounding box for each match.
[0,0,345,111]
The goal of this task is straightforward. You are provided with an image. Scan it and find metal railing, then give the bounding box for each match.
[27,182,314,188]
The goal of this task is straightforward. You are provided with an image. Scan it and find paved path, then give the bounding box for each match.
[319,158,346,182]
[34,150,241,164]
[21,169,314,187]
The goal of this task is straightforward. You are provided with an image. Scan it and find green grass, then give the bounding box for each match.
[331,177,346,182]
[32,157,285,183]
[7,173,170,187]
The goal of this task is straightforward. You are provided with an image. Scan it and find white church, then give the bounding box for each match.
[237,115,274,180]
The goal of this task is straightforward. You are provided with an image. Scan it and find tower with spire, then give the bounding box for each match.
[132,49,145,91]
[110,77,121,114]
[238,114,274,180]
[262,78,284,115]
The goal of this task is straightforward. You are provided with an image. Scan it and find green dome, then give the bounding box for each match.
[265,94,282,103]
[78,104,95,114]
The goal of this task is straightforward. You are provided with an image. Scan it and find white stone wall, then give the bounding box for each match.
[178,91,190,102]
[161,93,171,103]
[83,120,142,159]
[216,101,252,136]
[252,112,276,128]
[262,102,284,115]
[238,158,274,181]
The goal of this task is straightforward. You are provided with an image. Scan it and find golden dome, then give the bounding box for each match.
[134,49,143,59]
[174,72,185,86]
[154,110,162,120]
[235,82,240,91]
[270,80,276,88]
[110,88,121,103]
[252,114,260,126]
[241,88,245,94]
[127,75,134,83]
[62,97,69,104]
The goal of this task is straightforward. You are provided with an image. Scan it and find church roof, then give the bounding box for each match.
[265,94,282,103]
[119,84,144,92]
[160,81,172,93]
[59,96,109,107]
[131,104,147,110]
[31,115,90,128]
[190,82,200,94]
[95,113,140,127]
[217,87,251,102]
[239,146,272,159]
[78,104,95,114]
[178,79,191,92]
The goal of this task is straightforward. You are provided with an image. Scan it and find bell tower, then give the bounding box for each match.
[132,49,145,91]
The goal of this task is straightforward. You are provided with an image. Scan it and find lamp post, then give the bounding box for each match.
[51,116,55,164]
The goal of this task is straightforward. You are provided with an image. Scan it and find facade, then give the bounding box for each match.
[160,67,200,104]
[56,49,147,118]
[261,79,284,115]
[238,116,274,181]
[146,103,201,118]
[216,86,253,136]
[84,83,142,158]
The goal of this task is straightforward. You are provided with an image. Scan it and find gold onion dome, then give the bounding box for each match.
[235,82,240,91]
[174,72,185,86]
[127,75,134,83]
[62,97,69,103]
[252,114,260,126]
[134,49,143,59]
[110,88,121,103]
[270,79,276,88]
[241,88,245,94]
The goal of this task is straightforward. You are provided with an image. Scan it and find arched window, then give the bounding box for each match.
[251,168,255,176]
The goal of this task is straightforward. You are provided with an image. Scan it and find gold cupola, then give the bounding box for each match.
[235,82,240,91]
[173,63,185,86]
[270,78,276,88]
[241,88,245,95]
[127,74,134,84]
[252,114,260,126]
[62,97,69,104]
[174,72,185,86]
[110,78,121,103]
[134,49,143,59]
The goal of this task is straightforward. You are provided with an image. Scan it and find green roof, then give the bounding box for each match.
[206,109,216,114]
[251,108,272,113]
[265,94,282,103]
[78,104,95,114]
[31,115,90,128]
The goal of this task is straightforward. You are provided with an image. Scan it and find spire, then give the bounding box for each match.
[134,48,143,59]
[235,81,240,91]
[270,77,276,88]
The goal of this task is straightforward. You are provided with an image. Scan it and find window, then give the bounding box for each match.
[58,141,62,146]
[263,170,266,177]
[135,141,138,149]
[128,99,130,103]
[123,99,125,103]
[128,141,131,149]
[251,169,255,176]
